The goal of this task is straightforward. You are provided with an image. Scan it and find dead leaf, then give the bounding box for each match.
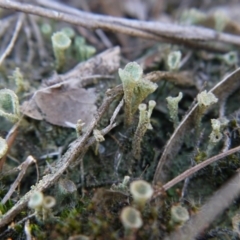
[43,46,120,86]
[21,47,120,127]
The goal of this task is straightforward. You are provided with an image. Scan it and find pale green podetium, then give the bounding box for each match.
[180,8,206,25]
[213,11,229,32]
[0,89,20,122]
[167,51,182,71]
[10,68,29,93]
[209,118,223,143]
[61,27,75,39]
[73,36,96,61]
[130,180,153,208]
[40,23,52,37]
[132,78,158,115]
[118,62,157,126]
[111,175,130,194]
[51,31,71,71]
[197,90,218,116]
[132,100,156,160]
[207,117,229,156]
[169,204,189,228]
[195,90,218,148]
[85,45,96,59]
[119,62,142,126]
[166,92,183,129]
[120,207,143,235]
[28,191,56,221]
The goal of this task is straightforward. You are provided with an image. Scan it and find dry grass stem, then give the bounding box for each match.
[0,13,24,66]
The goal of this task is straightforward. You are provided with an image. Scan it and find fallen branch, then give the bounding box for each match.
[0,13,24,65]
[1,155,37,204]
[153,144,240,200]
[0,1,239,51]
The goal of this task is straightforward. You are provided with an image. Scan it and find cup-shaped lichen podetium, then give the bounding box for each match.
[0,88,20,122]
[120,206,143,230]
[167,51,182,72]
[42,196,56,220]
[118,62,143,126]
[195,90,218,137]
[170,204,189,227]
[197,90,218,114]
[131,79,158,115]
[130,180,153,208]
[51,31,71,71]
[28,191,44,219]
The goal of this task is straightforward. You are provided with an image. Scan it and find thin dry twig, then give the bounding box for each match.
[35,0,240,46]
[1,155,37,204]
[23,20,34,64]
[0,85,123,229]
[0,14,17,38]
[0,13,24,66]
[0,119,21,171]
[28,15,48,62]
[153,144,240,200]
[0,0,239,51]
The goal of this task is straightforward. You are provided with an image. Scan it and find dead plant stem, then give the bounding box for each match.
[153,145,240,199]
[0,1,239,51]
[0,13,24,65]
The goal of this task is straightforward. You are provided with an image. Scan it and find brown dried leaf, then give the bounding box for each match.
[43,46,120,86]
[153,67,240,184]
[21,47,120,127]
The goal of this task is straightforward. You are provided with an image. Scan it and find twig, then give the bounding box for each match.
[0,119,21,171]
[0,13,24,65]
[1,155,37,204]
[0,84,123,229]
[28,15,48,62]
[24,220,32,240]
[153,144,240,200]
[35,0,240,46]
[0,1,239,51]
[77,0,113,48]
[23,20,34,63]
[0,14,17,38]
